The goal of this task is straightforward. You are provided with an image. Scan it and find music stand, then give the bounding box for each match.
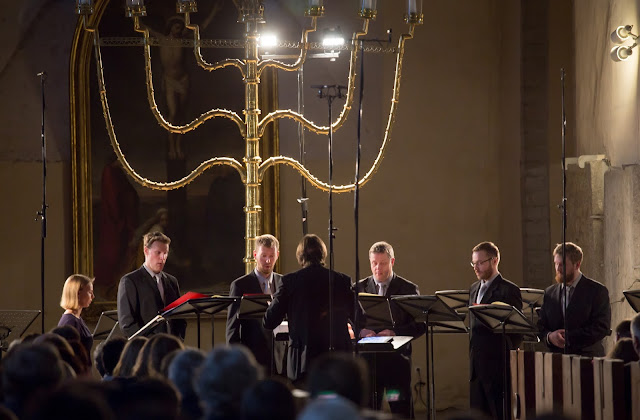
[0,310,41,357]
[623,290,640,312]
[392,295,466,420]
[358,294,394,330]
[468,304,536,420]
[520,288,544,324]
[435,290,470,315]
[92,310,123,341]
[164,296,238,348]
[236,294,282,375]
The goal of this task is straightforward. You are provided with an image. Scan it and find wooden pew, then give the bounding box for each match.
[593,357,626,420]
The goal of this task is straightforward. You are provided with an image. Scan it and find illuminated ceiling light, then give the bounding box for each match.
[322,28,345,47]
[260,33,278,49]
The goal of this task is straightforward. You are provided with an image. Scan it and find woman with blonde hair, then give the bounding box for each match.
[58,274,95,357]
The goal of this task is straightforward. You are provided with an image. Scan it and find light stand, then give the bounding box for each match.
[560,68,568,352]
[36,71,48,334]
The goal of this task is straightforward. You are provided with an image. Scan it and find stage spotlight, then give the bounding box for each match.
[609,24,638,62]
[611,45,633,62]
[611,25,633,44]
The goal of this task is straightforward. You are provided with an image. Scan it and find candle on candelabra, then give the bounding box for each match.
[126,0,143,6]
[408,0,417,14]
[361,0,375,10]
[310,0,322,6]
[78,0,91,4]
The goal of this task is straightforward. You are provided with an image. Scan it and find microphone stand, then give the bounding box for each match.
[311,84,346,351]
[560,68,568,352]
[297,66,309,235]
[36,71,48,334]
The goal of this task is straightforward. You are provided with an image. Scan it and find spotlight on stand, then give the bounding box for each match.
[260,33,278,49]
[611,45,633,62]
[322,27,344,61]
[609,24,638,62]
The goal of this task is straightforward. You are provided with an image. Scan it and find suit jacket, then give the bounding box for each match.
[537,275,610,357]
[263,264,354,382]
[356,274,425,355]
[117,265,186,339]
[226,271,285,370]
[468,274,523,381]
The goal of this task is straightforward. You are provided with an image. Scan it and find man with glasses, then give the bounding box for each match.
[468,241,522,420]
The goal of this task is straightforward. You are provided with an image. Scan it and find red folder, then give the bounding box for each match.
[162,291,210,312]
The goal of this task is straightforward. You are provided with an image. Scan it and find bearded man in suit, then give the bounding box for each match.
[357,241,424,419]
[468,241,522,420]
[117,231,186,339]
[537,242,611,357]
[226,234,286,373]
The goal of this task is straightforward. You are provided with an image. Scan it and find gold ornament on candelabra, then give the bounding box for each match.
[75,0,423,273]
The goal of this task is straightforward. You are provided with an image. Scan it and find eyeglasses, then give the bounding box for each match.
[470,257,493,268]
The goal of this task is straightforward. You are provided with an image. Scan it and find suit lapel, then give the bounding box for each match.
[470,282,480,305]
[481,275,502,304]
[141,266,164,308]
[385,274,400,296]
[365,277,376,294]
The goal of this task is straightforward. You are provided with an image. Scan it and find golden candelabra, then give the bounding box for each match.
[76,0,423,273]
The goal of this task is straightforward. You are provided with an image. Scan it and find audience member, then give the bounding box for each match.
[93,341,107,378]
[307,352,369,408]
[607,337,639,363]
[110,377,180,420]
[113,336,148,377]
[615,319,632,341]
[196,345,261,420]
[1,343,65,419]
[101,337,127,380]
[298,394,362,420]
[167,349,206,420]
[132,333,184,378]
[23,379,115,420]
[33,333,86,376]
[241,378,296,420]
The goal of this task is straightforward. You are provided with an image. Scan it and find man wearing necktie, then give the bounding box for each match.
[117,231,186,339]
[468,241,522,420]
[357,241,424,419]
[226,234,286,373]
[537,242,611,357]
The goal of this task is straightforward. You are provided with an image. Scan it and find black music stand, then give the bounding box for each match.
[468,304,536,420]
[0,310,41,358]
[435,290,470,315]
[161,296,238,348]
[623,289,640,312]
[393,295,466,420]
[92,310,123,341]
[520,288,544,324]
[358,294,394,330]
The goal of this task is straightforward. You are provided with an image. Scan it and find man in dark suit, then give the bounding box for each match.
[468,241,522,420]
[117,231,186,339]
[357,241,424,419]
[537,242,611,357]
[226,234,285,373]
[263,234,354,385]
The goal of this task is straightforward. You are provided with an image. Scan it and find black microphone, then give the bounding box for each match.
[37,71,47,80]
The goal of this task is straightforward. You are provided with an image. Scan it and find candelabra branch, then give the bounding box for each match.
[91,28,246,190]
[257,18,317,75]
[258,23,415,193]
[131,17,246,136]
[257,20,369,137]
[185,13,246,76]
[258,156,369,193]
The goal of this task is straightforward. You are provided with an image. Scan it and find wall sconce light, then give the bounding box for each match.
[610,25,638,62]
